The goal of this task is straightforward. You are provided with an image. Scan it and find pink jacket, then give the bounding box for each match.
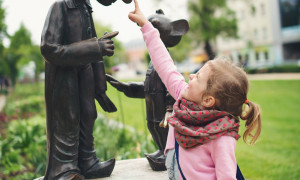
[141,22,237,180]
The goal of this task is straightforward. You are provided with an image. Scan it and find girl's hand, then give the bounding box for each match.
[128,0,148,27]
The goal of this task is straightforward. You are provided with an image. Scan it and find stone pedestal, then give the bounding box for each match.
[35,158,168,180]
[93,158,167,180]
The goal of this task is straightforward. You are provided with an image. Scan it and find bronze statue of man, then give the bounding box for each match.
[40,0,131,179]
[106,10,189,171]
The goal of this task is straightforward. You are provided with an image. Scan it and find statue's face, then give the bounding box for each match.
[148,14,178,48]
[147,10,189,48]
[96,0,132,6]
[148,14,172,37]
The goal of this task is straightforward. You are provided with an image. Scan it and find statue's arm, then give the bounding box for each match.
[106,74,145,98]
[40,2,102,66]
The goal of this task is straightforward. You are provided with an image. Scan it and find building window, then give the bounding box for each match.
[255,52,260,61]
[264,51,269,61]
[245,54,249,65]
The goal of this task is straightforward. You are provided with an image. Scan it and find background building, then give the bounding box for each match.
[216,0,300,68]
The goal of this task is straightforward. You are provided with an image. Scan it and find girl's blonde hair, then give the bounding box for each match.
[204,57,261,145]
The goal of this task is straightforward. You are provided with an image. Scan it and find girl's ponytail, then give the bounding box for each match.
[240,100,261,145]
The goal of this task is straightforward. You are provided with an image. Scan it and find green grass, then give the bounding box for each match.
[96,78,149,133]
[236,80,300,180]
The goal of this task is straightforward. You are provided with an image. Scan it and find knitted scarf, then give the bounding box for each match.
[168,98,240,148]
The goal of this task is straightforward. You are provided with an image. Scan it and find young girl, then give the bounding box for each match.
[128,0,261,179]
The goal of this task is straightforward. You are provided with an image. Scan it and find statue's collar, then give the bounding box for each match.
[64,0,92,9]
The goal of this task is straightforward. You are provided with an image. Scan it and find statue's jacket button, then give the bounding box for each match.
[87,27,92,36]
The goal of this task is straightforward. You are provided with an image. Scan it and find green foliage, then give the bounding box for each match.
[0,82,155,179]
[3,23,33,85]
[0,0,7,77]
[93,116,156,161]
[30,45,45,81]
[187,0,238,59]
[245,65,300,74]
[0,0,6,43]
[4,95,45,117]
[0,116,47,180]
[9,23,32,50]
[1,22,44,85]
[4,82,44,117]
[188,0,238,43]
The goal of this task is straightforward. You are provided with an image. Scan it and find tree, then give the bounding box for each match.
[30,45,45,82]
[4,23,32,85]
[0,0,8,77]
[188,0,238,59]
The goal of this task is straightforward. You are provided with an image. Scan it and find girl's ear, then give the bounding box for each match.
[201,95,216,108]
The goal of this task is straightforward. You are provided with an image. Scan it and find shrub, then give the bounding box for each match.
[0,115,156,179]
[0,116,47,180]
[245,65,300,74]
[4,96,45,117]
[93,116,156,161]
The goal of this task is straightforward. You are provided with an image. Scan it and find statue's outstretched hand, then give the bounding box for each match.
[106,74,129,93]
[98,31,119,57]
[95,93,117,112]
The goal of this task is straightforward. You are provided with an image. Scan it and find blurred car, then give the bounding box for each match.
[176,59,203,75]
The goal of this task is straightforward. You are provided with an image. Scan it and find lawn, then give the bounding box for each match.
[101,79,300,180]
[236,80,300,180]
[96,78,149,134]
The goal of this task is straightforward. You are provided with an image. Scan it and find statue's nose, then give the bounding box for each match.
[122,0,132,3]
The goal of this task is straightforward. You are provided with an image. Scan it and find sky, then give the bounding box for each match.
[3,0,188,46]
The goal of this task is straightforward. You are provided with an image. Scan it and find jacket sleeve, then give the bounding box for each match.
[40,1,102,67]
[141,22,187,100]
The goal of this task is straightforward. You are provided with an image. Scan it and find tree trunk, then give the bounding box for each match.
[204,39,215,60]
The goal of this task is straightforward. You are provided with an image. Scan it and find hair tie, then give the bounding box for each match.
[244,99,249,104]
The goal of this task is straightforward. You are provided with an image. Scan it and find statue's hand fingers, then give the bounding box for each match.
[105,49,114,56]
[106,74,117,82]
[101,31,119,40]
[110,81,123,90]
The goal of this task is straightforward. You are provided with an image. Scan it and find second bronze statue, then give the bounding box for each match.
[107,9,189,171]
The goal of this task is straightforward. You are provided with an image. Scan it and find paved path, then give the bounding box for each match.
[247,73,300,80]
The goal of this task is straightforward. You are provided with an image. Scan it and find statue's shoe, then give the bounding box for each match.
[144,150,166,171]
[82,158,116,179]
[56,171,84,180]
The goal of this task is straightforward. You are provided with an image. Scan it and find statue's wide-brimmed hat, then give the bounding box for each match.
[96,0,132,6]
